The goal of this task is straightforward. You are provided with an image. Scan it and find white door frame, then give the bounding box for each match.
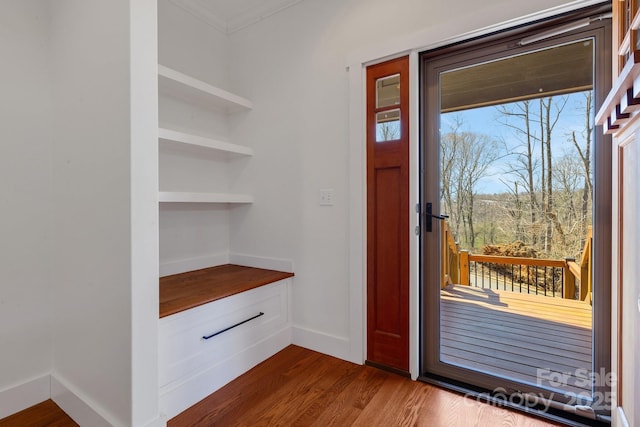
[346,0,603,379]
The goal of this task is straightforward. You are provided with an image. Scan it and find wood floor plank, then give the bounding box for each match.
[441,298,592,330]
[441,351,589,395]
[441,319,591,354]
[440,322,592,360]
[440,341,591,392]
[169,345,564,426]
[441,286,593,328]
[349,372,415,426]
[168,345,321,426]
[440,308,592,340]
[440,311,592,354]
[441,289,593,334]
[440,319,591,359]
[441,303,593,332]
[309,367,390,426]
[262,358,363,426]
[439,285,594,397]
[0,400,78,427]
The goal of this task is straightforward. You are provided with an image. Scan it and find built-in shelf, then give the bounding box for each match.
[158,65,253,113]
[159,192,254,204]
[159,264,294,318]
[159,128,254,156]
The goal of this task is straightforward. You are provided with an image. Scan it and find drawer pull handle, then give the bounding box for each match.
[202,312,265,340]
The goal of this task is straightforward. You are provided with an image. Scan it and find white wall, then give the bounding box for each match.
[130,0,160,425]
[49,1,159,426]
[227,0,599,360]
[158,0,237,275]
[158,0,229,88]
[49,1,131,424]
[0,0,53,396]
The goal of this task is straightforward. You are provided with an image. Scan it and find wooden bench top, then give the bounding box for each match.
[159,264,294,318]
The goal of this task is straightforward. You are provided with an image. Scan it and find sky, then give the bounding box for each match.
[440,91,593,195]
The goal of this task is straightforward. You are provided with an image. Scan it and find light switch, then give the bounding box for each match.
[320,189,334,206]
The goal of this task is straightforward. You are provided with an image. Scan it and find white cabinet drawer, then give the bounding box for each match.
[159,279,289,388]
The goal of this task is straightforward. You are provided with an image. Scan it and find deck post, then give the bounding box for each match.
[460,250,470,286]
[579,227,592,302]
[441,223,447,289]
[563,257,576,299]
[450,242,460,284]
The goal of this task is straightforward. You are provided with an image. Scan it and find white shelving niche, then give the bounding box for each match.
[159,191,253,204]
[159,128,254,157]
[156,8,293,419]
[158,65,253,114]
[158,64,254,206]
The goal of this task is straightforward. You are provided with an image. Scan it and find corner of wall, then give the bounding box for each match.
[160,252,231,277]
[50,375,113,427]
[291,326,354,363]
[0,375,50,420]
[229,252,294,273]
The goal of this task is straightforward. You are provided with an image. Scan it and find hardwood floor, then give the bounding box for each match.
[169,345,563,426]
[0,346,565,426]
[0,400,78,427]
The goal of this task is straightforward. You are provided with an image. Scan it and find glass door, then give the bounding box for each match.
[420,13,612,422]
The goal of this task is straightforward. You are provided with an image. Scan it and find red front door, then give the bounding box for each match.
[366,56,410,372]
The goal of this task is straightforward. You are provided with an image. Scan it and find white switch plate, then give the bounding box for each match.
[319,189,334,206]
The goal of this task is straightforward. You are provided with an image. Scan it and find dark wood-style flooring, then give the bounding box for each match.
[169,345,562,426]
[0,346,564,427]
[0,400,78,427]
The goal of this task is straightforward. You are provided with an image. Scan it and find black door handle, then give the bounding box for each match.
[425,202,448,232]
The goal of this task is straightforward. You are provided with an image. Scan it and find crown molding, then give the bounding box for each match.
[169,0,304,34]
[226,0,304,34]
[168,0,228,34]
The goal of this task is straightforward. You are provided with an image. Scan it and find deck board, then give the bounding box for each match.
[441,285,593,396]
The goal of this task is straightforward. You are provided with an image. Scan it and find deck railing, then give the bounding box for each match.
[441,222,592,301]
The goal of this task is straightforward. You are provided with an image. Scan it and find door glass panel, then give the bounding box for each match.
[376,74,400,108]
[376,109,401,142]
[437,39,595,399]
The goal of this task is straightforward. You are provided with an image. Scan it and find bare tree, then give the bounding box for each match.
[570,91,593,247]
[440,117,500,248]
[496,101,539,244]
[540,96,569,251]
[496,95,569,254]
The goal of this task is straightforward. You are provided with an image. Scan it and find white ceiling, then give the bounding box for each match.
[169,0,304,34]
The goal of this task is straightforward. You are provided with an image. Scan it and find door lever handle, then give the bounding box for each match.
[426,213,449,220]
[425,202,447,232]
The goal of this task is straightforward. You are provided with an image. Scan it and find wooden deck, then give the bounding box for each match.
[441,284,593,396]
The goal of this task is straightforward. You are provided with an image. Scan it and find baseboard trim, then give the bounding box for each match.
[291,326,352,363]
[616,407,630,427]
[160,252,230,277]
[2,374,166,426]
[0,375,50,419]
[229,253,294,273]
[142,414,168,427]
[160,253,294,277]
[159,326,292,420]
[51,375,113,427]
